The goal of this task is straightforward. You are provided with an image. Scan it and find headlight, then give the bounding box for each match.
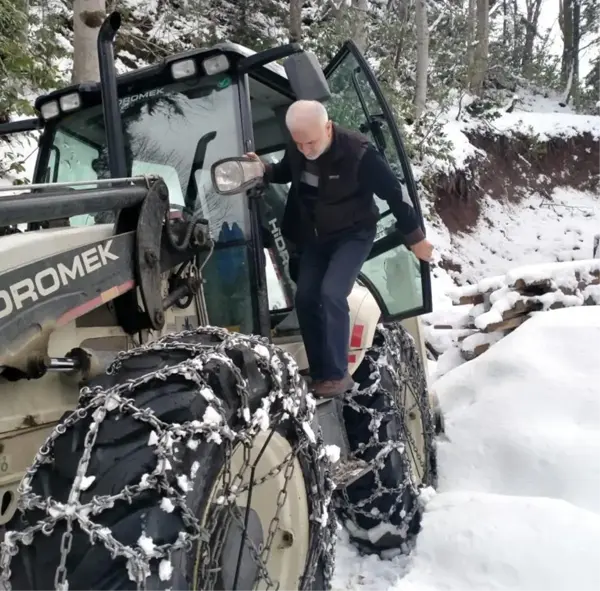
[203,55,229,76]
[59,92,81,112]
[40,100,60,120]
[211,158,265,195]
[171,59,197,80]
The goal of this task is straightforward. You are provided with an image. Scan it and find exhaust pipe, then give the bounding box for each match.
[97,11,127,179]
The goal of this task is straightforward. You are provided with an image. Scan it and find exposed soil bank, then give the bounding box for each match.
[428,131,599,234]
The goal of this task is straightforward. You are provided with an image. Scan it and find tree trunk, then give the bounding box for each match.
[521,0,543,75]
[469,0,490,93]
[414,0,429,120]
[560,0,574,86]
[465,0,477,83]
[351,0,369,52]
[289,0,302,42]
[72,0,106,84]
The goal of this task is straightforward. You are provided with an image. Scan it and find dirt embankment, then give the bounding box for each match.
[427,131,599,234]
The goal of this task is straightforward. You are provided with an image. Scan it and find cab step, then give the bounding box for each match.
[331,458,373,489]
[312,395,351,460]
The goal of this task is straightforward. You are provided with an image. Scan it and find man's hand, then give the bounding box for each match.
[410,238,434,262]
[245,152,265,175]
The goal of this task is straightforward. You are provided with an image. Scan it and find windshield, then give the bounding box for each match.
[42,74,249,240]
[39,74,259,335]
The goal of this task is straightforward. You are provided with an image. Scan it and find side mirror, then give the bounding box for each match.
[210,156,265,195]
[283,52,331,102]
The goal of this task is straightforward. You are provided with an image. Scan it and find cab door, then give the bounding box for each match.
[324,42,432,320]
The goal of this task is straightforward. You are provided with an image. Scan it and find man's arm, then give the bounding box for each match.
[357,145,425,246]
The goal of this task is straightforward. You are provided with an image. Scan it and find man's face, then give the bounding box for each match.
[290,120,333,160]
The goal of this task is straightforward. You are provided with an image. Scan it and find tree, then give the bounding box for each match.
[521,0,543,75]
[469,0,490,93]
[414,0,429,120]
[559,0,581,105]
[351,0,369,52]
[289,0,302,41]
[466,0,477,81]
[72,0,106,83]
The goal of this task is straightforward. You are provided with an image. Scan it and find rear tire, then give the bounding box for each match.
[1,327,336,590]
[337,322,437,554]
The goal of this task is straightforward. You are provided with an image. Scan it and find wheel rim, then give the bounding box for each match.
[400,377,428,486]
[194,430,310,590]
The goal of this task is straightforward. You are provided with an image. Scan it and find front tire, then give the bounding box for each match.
[337,322,437,553]
[1,327,336,590]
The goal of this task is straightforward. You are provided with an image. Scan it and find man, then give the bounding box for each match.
[248,100,434,397]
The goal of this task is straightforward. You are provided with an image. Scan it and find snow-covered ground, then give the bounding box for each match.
[363,100,599,590]
[333,305,600,590]
[430,187,599,286]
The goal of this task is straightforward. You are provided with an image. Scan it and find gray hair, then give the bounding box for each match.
[285,100,329,131]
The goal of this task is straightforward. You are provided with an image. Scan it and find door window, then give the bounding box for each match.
[324,42,432,320]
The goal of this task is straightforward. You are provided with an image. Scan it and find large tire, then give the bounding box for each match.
[0,327,336,590]
[336,322,437,554]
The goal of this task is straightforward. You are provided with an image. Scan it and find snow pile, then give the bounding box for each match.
[433,305,600,510]
[334,305,600,590]
[394,491,600,591]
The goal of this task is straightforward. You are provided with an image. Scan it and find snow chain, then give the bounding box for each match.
[336,323,437,548]
[0,326,337,590]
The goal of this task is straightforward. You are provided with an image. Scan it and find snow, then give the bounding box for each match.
[215,42,288,78]
[0,26,597,590]
[467,110,600,141]
[433,187,599,286]
[333,305,600,590]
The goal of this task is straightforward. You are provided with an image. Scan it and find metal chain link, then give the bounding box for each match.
[334,322,437,547]
[0,326,337,591]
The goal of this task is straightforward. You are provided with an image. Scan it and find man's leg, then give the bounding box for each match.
[315,227,376,396]
[294,242,329,381]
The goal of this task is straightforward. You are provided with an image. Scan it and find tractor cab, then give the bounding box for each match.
[0,18,431,358]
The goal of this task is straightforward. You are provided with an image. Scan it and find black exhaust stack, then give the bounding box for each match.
[97,11,127,179]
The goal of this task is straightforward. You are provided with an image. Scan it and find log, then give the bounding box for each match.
[457,293,485,306]
[481,313,529,333]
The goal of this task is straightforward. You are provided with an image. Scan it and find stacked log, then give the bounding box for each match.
[429,259,600,361]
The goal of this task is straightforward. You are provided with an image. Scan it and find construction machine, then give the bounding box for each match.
[0,12,438,590]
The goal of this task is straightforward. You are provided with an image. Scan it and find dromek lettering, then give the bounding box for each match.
[0,240,119,320]
[118,88,165,111]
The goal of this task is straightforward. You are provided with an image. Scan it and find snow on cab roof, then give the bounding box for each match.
[214,42,288,79]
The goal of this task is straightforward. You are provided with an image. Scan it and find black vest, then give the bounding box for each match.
[280,124,379,245]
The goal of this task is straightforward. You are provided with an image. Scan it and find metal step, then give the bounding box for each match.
[302,376,372,488]
[331,458,373,489]
[312,396,351,461]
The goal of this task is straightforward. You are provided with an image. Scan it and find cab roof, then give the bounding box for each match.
[34,42,290,114]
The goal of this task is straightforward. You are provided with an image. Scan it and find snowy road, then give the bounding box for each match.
[333,305,600,590]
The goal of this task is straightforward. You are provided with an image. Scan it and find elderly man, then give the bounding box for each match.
[248,100,433,397]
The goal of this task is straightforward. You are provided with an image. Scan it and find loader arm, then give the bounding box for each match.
[0,177,212,377]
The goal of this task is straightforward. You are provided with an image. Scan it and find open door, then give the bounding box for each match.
[324,42,432,320]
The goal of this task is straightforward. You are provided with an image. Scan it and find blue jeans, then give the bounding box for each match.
[294,227,376,381]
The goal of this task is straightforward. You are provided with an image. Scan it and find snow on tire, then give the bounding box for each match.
[0,326,336,590]
[336,322,437,554]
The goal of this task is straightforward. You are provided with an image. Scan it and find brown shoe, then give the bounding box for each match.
[313,373,355,398]
[299,368,321,389]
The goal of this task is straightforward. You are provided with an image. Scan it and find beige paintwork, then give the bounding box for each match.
[199,431,310,590]
[0,222,431,526]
